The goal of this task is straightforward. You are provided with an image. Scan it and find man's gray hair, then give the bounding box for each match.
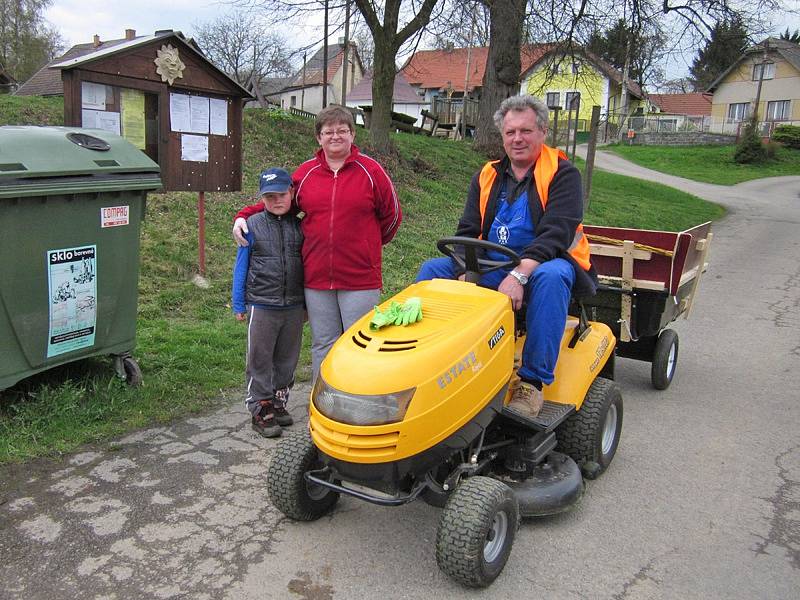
[493,95,549,132]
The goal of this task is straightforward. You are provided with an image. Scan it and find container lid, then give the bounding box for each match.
[0,126,162,197]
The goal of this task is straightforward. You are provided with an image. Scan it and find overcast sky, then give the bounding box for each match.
[46,0,800,82]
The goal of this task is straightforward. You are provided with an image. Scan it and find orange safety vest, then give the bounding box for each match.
[477,144,592,271]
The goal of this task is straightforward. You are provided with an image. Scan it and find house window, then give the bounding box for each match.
[565,91,580,110]
[752,62,775,81]
[727,102,750,122]
[571,62,579,75]
[546,92,560,108]
[766,100,790,121]
[290,95,297,107]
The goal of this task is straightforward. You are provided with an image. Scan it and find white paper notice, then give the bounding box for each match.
[181,134,209,162]
[81,82,106,109]
[170,93,191,132]
[189,96,210,133]
[82,109,120,135]
[209,98,228,136]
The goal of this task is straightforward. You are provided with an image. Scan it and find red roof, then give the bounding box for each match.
[401,45,551,93]
[647,93,712,116]
[290,43,360,88]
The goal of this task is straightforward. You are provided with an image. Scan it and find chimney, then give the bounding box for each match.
[125,29,136,40]
[93,34,101,48]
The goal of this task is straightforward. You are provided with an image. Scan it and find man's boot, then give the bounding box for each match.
[507,381,544,417]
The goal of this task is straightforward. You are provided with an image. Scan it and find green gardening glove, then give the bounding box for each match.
[393,297,423,326]
[370,301,402,330]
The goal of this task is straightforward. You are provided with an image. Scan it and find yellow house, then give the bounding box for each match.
[521,48,644,132]
[707,37,800,135]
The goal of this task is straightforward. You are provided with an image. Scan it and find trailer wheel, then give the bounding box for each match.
[267,428,339,521]
[651,329,679,390]
[435,476,519,588]
[556,377,623,480]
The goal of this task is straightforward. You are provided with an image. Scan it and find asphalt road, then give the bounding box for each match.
[2,155,799,600]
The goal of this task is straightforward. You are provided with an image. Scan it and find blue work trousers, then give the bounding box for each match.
[415,257,575,384]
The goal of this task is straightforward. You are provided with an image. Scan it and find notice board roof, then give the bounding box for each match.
[51,31,252,98]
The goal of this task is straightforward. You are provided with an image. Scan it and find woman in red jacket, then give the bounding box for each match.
[233,106,402,382]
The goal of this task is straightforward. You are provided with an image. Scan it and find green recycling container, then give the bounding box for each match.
[0,126,162,390]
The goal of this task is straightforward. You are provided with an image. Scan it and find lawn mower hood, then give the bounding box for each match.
[309,279,516,465]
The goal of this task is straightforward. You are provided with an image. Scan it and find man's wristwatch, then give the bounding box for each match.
[509,269,529,285]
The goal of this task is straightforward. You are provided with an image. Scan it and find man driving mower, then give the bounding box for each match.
[416,94,596,417]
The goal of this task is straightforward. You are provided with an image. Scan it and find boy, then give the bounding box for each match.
[232,167,304,438]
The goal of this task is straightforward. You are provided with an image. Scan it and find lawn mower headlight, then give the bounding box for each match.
[312,378,416,426]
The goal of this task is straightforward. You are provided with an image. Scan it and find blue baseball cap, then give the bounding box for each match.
[258,167,292,195]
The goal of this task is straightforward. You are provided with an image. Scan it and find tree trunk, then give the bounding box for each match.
[474,0,526,157]
[370,36,396,155]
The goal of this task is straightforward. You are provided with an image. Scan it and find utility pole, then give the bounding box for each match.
[462,7,476,140]
[341,0,351,106]
[301,53,306,110]
[752,39,770,134]
[322,0,329,108]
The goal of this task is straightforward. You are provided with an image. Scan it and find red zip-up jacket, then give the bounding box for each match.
[237,145,401,290]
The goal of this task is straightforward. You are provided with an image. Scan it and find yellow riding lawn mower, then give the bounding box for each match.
[267,238,623,587]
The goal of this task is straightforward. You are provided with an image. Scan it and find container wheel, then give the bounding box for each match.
[435,476,519,588]
[122,357,143,386]
[267,428,339,521]
[556,377,623,480]
[651,329,679,390]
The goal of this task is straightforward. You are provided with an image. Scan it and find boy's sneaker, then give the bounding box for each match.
[252,400,282,438]
[273,388,294,426]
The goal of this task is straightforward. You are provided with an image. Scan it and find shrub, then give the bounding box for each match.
[772,125,800,149]
[734,121,767,164]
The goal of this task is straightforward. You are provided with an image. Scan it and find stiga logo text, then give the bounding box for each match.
[488,326,505,349]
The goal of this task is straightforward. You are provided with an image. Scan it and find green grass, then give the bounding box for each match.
[0,96,726,463]
[0,95,64,126]
[606,143,800,185]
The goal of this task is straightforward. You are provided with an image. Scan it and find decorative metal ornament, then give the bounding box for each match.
[154,44,186,85]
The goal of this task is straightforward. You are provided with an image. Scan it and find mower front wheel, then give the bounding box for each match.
[556,377,623,480]
[435,476,519,588]
[267,428,339,521]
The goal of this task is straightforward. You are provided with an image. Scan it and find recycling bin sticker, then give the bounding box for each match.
[47,245,97,358]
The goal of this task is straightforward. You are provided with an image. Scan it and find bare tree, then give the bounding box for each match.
[0,0,63,82]
[474,0,527,154]
[354,0,441,153]
[428,0,491,48]
[194,10,294,89]
[350,21,375,71]
[470,0,786,147]
[234,0,441,154]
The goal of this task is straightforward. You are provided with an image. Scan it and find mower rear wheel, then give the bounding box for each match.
[651,329,679,390]
[556,377,622,480]
[435,476,519,588]
[267,428,339,521]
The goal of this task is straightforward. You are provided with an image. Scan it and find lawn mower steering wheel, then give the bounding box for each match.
[437,236,520,283]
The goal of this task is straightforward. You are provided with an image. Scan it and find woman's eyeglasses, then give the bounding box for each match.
[320,128,352,138]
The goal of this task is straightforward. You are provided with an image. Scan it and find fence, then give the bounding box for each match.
[432,98,480,126]
[289,106,316,120]
[597,111,799,143]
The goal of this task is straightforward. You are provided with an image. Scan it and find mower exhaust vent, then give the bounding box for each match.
[350,330,418,352]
